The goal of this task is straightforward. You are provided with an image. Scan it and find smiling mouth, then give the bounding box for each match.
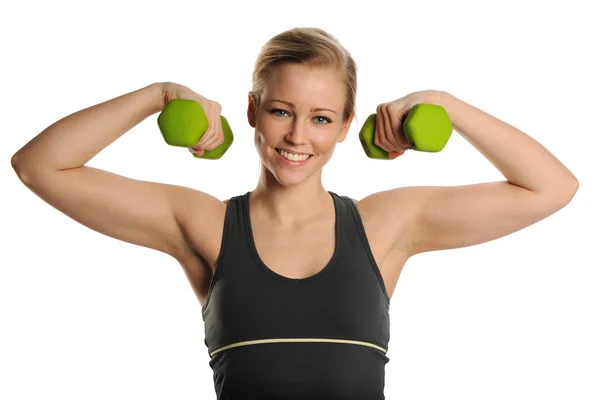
[276,148,312,161]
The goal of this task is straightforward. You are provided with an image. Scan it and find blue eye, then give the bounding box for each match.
[270,109,288,117]
[315,116,332,125]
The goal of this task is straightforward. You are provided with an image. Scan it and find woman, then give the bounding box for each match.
[11,27,578,399]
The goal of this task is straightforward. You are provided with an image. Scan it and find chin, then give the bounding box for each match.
[270,166,313,187]
[268,157,321,187]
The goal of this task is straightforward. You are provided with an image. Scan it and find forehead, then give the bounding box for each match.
[264,63,345,109]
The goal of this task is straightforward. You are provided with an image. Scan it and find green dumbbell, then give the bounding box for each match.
[359,103,453,159]
[157,98,234,160]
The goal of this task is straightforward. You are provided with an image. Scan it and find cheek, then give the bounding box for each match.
[313,129,340,151]
[255,118,278,142]
[254,131,268,155]
[254,128,275,162]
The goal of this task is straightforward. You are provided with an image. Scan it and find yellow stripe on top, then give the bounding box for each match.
[210,337,388,358]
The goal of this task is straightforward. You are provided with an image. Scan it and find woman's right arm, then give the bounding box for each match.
[10,82,225,263]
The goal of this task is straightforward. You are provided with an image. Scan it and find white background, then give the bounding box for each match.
[2,0,598,399]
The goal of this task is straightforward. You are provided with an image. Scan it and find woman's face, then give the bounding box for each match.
[248,63,354,187]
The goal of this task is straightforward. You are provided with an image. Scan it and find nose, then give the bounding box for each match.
[285,118,309,146]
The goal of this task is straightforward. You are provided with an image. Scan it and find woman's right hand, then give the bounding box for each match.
[161,82,224,156]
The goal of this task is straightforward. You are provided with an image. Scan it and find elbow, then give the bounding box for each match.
[11,151,39,185]
[562,175,579,201]
[11,151,21,168]
[547,177,579,209]
[11,151,25,177]
[563,177,579,205]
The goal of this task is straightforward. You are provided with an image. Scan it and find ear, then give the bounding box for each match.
[337,113,355,143]
[247,93,257,128]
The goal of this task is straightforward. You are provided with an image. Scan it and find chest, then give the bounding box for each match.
[251,220,336,280]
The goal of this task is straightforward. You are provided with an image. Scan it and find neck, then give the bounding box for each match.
[251,166,331,226]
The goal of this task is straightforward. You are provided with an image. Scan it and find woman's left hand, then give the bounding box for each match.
[375,90,443,159]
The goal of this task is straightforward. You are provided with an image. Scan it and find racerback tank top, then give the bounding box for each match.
[201,191,391,399]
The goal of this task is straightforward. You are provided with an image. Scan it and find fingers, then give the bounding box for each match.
[193,100,224,153]
[374,104,391,152]
[383,104,406,151]
[196,125,222,150]
[374,103,411,157]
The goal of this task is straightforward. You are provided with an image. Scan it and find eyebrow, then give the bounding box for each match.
[267,99,337,115]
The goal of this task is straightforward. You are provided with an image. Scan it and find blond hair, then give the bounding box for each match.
[250,27,357,122]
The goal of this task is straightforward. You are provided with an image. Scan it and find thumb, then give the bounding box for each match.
[388,151,405,159]
[189,148,204,156]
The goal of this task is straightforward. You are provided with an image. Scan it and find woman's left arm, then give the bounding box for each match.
[441,91,578,195]
[361,91,579,256]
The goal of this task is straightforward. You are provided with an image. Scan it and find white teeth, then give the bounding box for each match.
[277,149,310,161]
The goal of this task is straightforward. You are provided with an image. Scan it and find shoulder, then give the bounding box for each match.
[221,191,251,206]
